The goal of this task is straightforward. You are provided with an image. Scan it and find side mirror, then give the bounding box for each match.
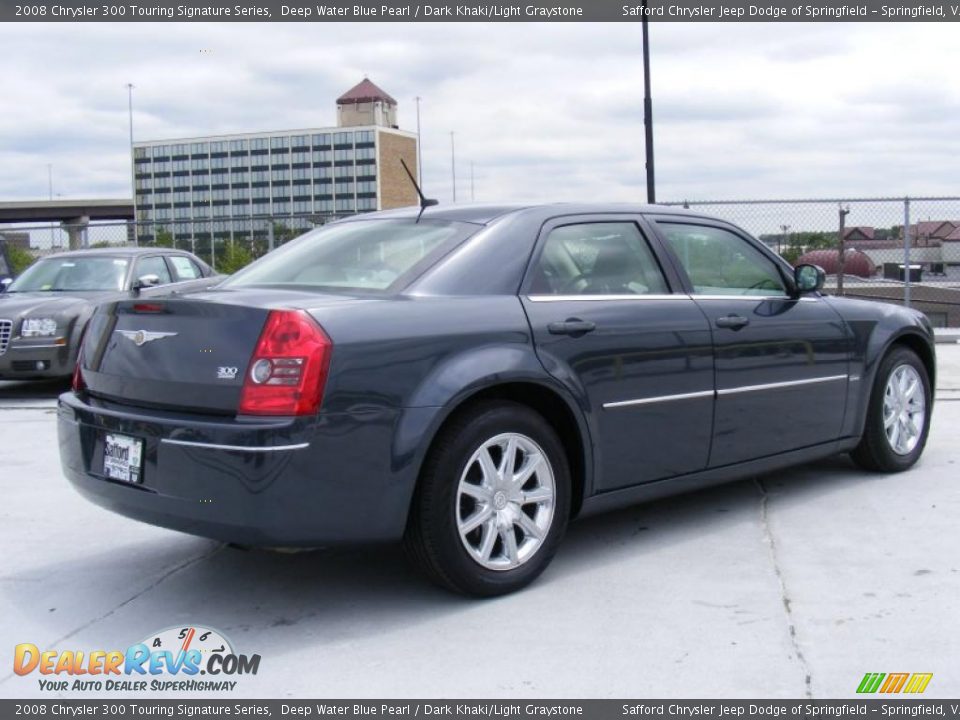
[133,274,161,291]
[0,278,11,294]
[794,264,825,294]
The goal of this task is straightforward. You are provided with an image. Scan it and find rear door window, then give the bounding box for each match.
[529,222,669,296]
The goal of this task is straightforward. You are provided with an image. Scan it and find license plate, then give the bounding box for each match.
[103,433,144,484]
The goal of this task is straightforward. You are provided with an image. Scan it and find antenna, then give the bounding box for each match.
[400,158,437,222]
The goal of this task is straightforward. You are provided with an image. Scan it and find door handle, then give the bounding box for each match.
[547,318,596,337]
[715,314,750,330]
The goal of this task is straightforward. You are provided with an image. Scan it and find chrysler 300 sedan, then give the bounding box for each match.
[58,204,935,596]
[0,247,216,380]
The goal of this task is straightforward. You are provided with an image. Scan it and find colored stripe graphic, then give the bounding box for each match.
[880,673,910,693]
[857,673,885,694]
[857,672,933,694]
[903,674,934,694]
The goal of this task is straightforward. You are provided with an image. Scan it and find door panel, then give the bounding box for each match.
[653,219,852,467]
[698,296,849,465]
[521,217,714,492]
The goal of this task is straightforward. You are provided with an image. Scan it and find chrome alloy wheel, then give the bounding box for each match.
[456,432,556,571]
[883,364,926,456]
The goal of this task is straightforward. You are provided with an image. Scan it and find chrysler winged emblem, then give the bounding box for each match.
[115,329,178,347]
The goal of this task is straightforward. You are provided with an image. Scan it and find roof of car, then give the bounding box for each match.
[343,202,704,225]
[42,247,195,259]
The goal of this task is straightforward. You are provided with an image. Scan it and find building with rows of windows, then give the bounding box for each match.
[132,78,418,246]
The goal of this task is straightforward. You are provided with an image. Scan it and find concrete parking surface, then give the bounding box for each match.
[1,348,958,700]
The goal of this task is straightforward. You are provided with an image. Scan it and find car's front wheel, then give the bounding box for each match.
[851,345,931,472]
[405,401,571,596]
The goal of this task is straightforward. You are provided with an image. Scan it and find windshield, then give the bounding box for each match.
[8,256,129,292]
[222,219,478,291]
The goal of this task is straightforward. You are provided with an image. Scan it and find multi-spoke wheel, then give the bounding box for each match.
[882,364,926,456]
[852,346,931,472]
[405,401,571,596]
[456,433,555,571]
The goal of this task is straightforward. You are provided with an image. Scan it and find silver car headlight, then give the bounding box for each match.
[21,318,58,337]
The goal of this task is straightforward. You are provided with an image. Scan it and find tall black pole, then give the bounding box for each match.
[641,2,656,204]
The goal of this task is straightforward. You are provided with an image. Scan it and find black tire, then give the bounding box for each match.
[851,346,931,472]
[404,400,571,597]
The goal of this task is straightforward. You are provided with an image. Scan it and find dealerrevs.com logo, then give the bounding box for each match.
[13,625,260,693]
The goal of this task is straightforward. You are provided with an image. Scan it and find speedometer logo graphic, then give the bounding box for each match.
[141,625,234,663]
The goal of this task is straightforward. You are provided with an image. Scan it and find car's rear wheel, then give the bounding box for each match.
[405,401,571,596]
[851,346,931,472]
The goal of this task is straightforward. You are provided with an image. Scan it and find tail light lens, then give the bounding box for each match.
[238,310,332,416]
[71,358,85,393]
[71,330,87,393]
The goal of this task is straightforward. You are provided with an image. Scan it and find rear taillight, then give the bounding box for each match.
[238,310,332,416]
[71,341,86,393]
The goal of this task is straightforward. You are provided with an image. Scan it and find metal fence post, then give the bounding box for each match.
[903,197,911,308]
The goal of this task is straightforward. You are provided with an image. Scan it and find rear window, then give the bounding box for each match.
[222,219,478,291]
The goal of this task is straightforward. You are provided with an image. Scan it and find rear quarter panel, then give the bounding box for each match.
[306,294,590,529]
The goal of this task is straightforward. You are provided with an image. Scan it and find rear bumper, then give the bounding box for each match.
[57,391,414,546]
[0,339,74,378]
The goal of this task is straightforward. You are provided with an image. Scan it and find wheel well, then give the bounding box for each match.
[891,333,936,390]
[434,383,588,517]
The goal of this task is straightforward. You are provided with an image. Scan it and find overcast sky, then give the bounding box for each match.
[1,22,959,206]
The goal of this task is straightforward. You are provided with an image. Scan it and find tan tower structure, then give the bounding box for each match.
[337,78,399,129]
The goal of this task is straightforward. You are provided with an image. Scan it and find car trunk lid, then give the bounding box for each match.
[79,288,348,414]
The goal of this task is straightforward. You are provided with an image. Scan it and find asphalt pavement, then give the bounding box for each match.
[1,347,958,699]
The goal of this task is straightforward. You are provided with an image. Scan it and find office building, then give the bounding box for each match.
[132,78,418,243]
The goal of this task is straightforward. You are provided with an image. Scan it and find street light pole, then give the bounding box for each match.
[126,83,138,245]
[47,164,56,249]
[641,0,656,204]
[779,224,790,256]
[837,205,850,295]
[450,131,457,203]
[415,96,423,186]
[470,161,475,202]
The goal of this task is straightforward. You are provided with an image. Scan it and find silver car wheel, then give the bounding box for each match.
[883,364,926,456]
[456,432,556,572]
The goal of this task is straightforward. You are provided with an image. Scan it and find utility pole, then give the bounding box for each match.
[778,224,790,256]
[415,96,423,185]
[450,131,457,203]
[470,161,475,202]
[47,164,56,249]
[641,0,656,204]
[126,83,138,245]
[837,205,850,295]
[904,197,911,308]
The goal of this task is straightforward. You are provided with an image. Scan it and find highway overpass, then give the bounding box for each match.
[0,199,134,224]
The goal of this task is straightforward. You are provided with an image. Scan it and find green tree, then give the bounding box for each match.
[154,228,175,248]
[217,242,254,275]
[7,245,36,275]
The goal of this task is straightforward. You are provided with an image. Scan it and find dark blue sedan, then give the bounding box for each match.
[58,204,935,596]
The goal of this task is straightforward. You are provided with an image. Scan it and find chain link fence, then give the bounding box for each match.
[4,198,960,327]
[664,197,960,328]
[0,213,352,276]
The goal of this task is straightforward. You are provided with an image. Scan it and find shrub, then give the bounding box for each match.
[7,245,36,275]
